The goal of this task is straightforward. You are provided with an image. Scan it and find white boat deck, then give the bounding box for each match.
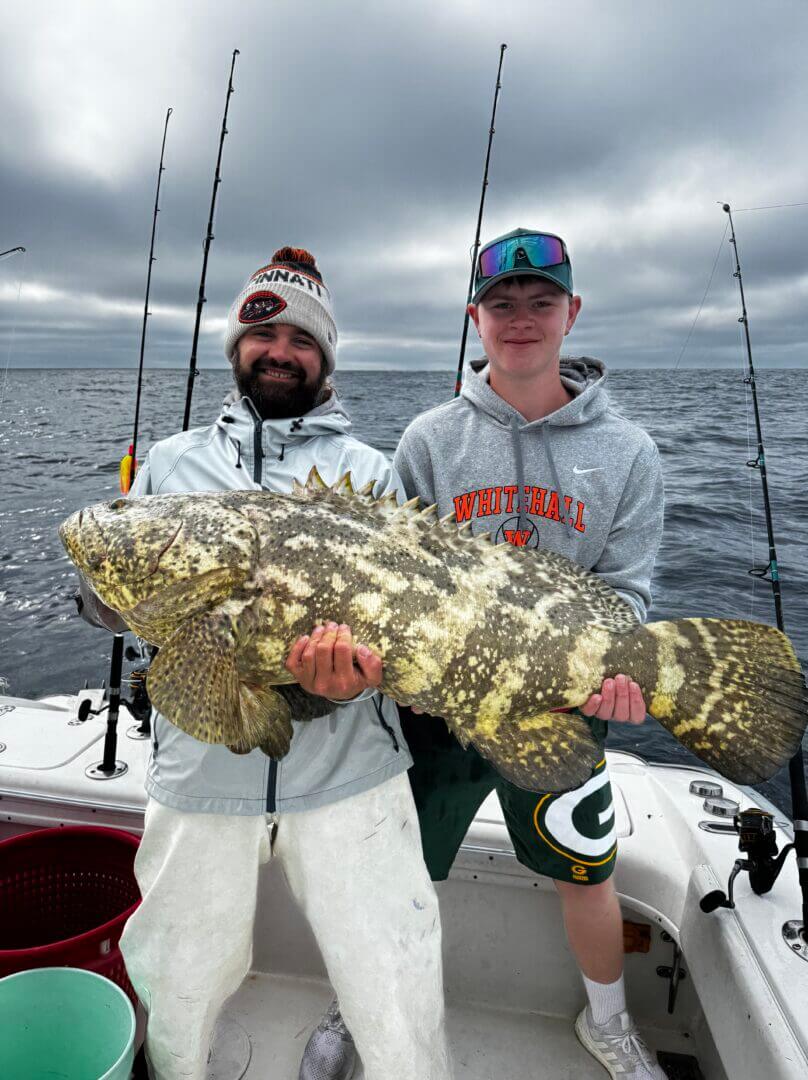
[2,690,807,1080]
[213,971,697,1079]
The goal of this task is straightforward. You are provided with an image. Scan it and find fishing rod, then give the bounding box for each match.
[723,201,808,946]
[182,48,240,432]
[454,43,507,397]
[121,107,173,495]
[85,111,173,767]
[0,247,26,261]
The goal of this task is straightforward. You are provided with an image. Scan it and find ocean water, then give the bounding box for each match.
[1,366,806,815]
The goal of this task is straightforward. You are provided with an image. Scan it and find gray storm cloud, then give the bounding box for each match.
[1,0,807,370]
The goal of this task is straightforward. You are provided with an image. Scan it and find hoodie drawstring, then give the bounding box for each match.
[509,415,528,535]
[540,424,574,535]
[279,443,285,462]
[509,415,574,536]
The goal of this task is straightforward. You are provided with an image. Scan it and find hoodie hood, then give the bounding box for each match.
[463,356,609,428]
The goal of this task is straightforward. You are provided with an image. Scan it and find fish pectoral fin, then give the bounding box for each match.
[447,709,600,794]
[239,683,293,758]
[147,611,292,757]
[273,683,335,722]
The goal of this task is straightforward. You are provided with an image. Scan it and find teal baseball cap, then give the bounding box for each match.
[472,228,574,303]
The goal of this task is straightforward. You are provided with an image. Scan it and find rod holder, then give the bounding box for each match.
[85,634,128,780]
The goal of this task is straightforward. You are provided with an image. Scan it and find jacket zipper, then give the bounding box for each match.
[252,416,279,813]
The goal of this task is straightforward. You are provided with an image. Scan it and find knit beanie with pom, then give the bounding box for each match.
[224,247,337,373]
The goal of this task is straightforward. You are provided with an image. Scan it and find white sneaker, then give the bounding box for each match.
[574,1006,666,1079]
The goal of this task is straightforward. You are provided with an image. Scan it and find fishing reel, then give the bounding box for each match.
[700,808,794,913]
[77,635,154,780]
[76,666,151,735]
[123,664,153,740]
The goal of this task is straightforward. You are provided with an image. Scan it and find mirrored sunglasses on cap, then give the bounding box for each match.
[474,230,572,300]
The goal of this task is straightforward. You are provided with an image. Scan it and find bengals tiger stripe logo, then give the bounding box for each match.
[238,290,287,324]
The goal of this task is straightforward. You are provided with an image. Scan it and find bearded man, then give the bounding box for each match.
[81,247,451,1080]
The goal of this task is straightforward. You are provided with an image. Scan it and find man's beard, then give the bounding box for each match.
[234,359,329,420]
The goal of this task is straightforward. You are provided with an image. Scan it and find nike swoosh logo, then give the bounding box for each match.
[572,465,603,475]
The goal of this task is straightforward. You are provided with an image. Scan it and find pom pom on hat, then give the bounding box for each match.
[271,247,322,279]
[224,246,337,372]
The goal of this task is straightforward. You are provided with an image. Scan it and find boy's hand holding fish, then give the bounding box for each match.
[286,622,382,701]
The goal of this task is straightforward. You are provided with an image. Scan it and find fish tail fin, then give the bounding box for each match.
[608,617,807,784]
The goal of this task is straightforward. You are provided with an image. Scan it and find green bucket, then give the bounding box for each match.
[0,966,136,1079]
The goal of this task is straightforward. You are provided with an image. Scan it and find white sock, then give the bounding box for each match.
[582,973,627,1025]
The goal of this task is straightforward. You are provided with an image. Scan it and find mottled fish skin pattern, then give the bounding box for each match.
[59,474,808,792]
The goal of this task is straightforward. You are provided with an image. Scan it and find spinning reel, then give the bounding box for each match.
[700,808,794,913]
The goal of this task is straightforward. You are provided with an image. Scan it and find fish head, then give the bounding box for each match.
[59,494,260,640]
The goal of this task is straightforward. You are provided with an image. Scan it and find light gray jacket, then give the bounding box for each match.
[116,394,411,815]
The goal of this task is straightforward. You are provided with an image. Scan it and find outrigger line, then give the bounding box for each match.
[722,201,808,943]
[0,246,27,412]
[182,48,240,432]
[121,107,173,496]
[454,43,507,397]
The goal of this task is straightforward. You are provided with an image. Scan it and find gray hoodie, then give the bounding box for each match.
[393,358,663,620]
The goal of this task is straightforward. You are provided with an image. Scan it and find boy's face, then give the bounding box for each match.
[469,276,581,382]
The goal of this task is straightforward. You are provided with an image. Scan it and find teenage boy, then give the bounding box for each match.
[392,229,666,1080]
[83,248,451,1080]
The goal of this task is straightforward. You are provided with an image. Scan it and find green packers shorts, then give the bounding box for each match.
[400,708,617,886]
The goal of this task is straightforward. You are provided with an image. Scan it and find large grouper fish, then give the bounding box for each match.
[59,471,808,793]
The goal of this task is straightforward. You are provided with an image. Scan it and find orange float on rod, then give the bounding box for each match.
[119,444,137,494]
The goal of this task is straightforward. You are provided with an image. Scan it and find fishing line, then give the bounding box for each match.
[0,248,27,412]
[673,219,729,371]
[740,308,756,621]
[734,201,808,212]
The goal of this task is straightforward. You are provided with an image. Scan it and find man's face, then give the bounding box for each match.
[234,324,328,419]
[469,277,581,381]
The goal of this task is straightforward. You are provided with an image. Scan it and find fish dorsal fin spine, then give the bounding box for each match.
[333,472,355,496]
[391,495,421,522]
[305,466,329,490]
[277,472,638,633]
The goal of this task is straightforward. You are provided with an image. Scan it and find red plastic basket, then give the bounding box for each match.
[0,825,141,1005]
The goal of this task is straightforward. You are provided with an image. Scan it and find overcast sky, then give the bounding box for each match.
[2,0,807,371]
